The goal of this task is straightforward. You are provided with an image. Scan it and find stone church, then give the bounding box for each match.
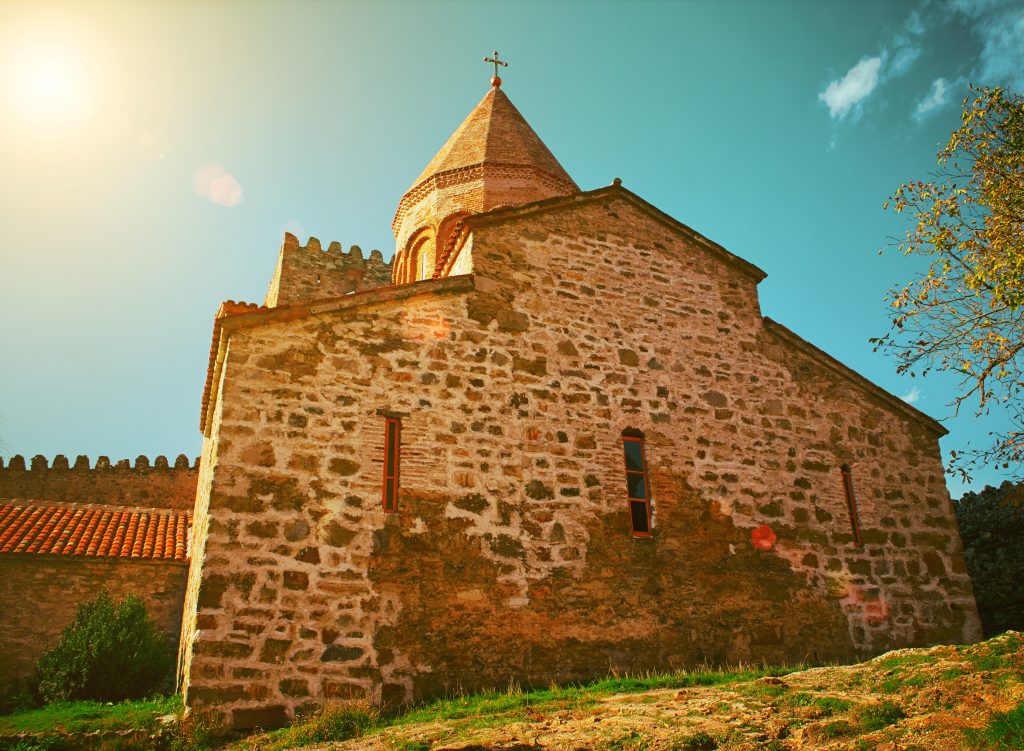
[0,74,981,729]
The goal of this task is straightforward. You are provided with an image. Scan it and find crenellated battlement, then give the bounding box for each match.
[0,454,200,511]
[1,454,199,471]
[264,232,394,307]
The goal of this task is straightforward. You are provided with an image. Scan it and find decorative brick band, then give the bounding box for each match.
[393,162,579,236]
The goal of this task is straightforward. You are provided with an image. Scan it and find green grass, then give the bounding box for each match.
[783,692,852,716]
[0,695,179,735]
[879,673,928,693]
[964,700,1024,751]
[818,719,855,739]
[856,700,906,732]
[814,696,854,716]
[231,666,798,751]
[387,740,431,751]
[674,730,719,750]
[231,702,378,751]
[2,632,1019,751]
[873,653,933,671]
[964,633,1024,672]
[742,682,789,700]
[601,729,651,751]
[390,666,796,728]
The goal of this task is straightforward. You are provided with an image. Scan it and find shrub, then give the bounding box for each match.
[35,589,174,704]
[0,674,42,715]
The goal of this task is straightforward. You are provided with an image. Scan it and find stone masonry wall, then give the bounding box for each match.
[264,234,393,307]
[0,557,188,679]
[0,454,199,511]
[468,196,979,652]
[183,194,979,727]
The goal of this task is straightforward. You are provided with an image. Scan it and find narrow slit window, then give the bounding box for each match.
[622,434,652,537]
[383,417,401,512]
[840,464,862,546]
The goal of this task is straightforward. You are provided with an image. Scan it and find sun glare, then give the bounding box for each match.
[4,41,92,129]
[20,55,75,114]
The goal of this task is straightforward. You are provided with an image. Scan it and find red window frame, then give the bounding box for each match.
[382,417,401,512]
[840,464,863,546]
[622,435,652,537]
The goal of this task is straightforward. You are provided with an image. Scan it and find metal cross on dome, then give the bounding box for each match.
[484,51,508,88]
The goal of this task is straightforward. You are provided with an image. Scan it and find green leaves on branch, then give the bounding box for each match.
[879,85,1024,480]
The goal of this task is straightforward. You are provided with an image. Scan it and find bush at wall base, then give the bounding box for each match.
[35,589,174,703]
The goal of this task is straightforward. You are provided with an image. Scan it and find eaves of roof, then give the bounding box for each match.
[460,182,768,283]
[0,498,191,562]
[764,317,947,436]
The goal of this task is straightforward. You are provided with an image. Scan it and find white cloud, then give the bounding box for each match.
[819,56,884,119]
[900,386,923,405]
[891,44,922,75]
[951,0,1024,88]
[818,4,928,125]
[914,77,950,120]
[194,163,243,208]
[904,8,925,36]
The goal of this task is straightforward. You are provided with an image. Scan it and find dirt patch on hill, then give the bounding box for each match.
[305,632,1023,751]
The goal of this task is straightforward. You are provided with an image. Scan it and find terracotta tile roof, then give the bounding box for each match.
[407,87,577,194]
[0,499,190,562]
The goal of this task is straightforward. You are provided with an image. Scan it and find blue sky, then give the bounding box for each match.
[0,0,1020,496]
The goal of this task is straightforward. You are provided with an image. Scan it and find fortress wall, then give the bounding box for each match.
[0,556,188,679]
[182,196,979,728]
[264,233,393,307]
[0,455,199,511]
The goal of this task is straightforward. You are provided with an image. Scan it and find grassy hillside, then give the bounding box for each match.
[237,631,1024,751]
[1,632,1021,750]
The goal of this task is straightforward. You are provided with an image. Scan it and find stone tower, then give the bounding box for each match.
[391,85,578,284]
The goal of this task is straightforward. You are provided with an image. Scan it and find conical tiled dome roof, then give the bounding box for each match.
[407,88,577,193]
[391,86,578,283]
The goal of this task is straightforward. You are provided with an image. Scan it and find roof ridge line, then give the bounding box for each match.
[0,498,192,517]
[762,317,947,435]
[481,87,499,168]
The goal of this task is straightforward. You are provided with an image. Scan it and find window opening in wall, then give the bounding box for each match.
[420,251,429,281]
[622,432,652,537]
[383,417,401,512]
[840,464,863,546]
